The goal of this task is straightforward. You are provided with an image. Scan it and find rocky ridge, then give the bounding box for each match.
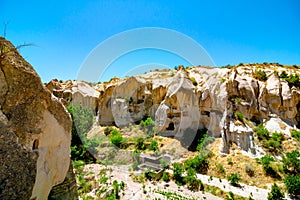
[49,64,300,156]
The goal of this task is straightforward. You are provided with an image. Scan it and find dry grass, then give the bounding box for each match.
[206,138,283,189]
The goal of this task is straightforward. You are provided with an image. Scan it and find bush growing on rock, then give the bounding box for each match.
[172,163,184,185]
[227,173,241,186]
[254,124,269,141]
[283,175,300,196]
[282,150,300,174]
[253,69,267,81]
[110,130,123,147]
[291,130,300,141]
[267,183,284,200]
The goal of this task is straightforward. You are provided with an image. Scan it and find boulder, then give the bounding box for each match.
[0,37,75,199]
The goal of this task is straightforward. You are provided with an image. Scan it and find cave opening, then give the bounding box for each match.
[296,102,300,128]
[166,122,175,131]
[32,139,39,150]
[250,116,261,126]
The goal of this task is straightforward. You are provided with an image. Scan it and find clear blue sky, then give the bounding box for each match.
[1,0,300,82]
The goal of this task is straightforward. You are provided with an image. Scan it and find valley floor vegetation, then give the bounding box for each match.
[67,104,300,200]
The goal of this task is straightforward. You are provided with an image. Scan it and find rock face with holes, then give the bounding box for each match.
[49,64,300,155]
[0,37,75,199]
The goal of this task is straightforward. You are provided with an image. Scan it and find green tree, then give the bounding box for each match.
[140,117,156,137]
[267,183,284,200]
[67,104,95,162]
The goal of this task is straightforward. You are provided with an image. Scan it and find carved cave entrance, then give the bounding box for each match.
[296,102,300,128]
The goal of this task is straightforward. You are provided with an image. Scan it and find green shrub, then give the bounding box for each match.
[149,140,159,152]
[261,155,279,177]
[262,132,284,151]
[282,150,300,174]
[227,158,233,165]
[227,173,241,186]
[140,117,156,137]
[216,163,226,174]
[267,183,284,200]
[254,69,267,81]
[190,77,197,86]
[283,175,300,196]
[184,154,210,174]
[234,112,245,122]
[110,131,123,147]
[183,168,203,190]
[254,124,269,140]
[285,74,300,88]
[291,130,300,141]
[162,172,170,182]
[172,163,184,185]
[104,126,116,136]
[135,137,146,150]
[279,71,288,79]
[225,191,236,200]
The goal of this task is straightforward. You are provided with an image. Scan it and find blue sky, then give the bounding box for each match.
[1,0,300,82]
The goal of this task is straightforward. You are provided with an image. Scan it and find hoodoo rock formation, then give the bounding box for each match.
[51,64,300,156]
[0,38,76,199]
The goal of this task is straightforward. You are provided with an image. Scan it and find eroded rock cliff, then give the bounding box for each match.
[49,64,300,156]
[0,38,75,199]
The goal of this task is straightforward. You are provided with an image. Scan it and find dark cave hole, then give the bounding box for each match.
[296,102,300,128]
[166,122,175,131]
[32,139,39,150]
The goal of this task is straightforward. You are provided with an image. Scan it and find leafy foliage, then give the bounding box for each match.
[183,168,203,191]
[282,150,300,174]
[234,112,245,122]
[67,104,95,162]
[253,69,267,81]
[216,163,226,174]
[267,183,284,200]
[135,137,146,151]
[283,175,300,196]
[254,124,284,152]
[291,130,300,141]
[254,124,269,141]
[227,173,241,186]
[172,163,184,185]
[162,172,170,182]
[110,129,123,147]
[140,117,156,137]
[262,132,284,151]
[149,140,159,152]
[260,155,280,178]
[190,77,197,86]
